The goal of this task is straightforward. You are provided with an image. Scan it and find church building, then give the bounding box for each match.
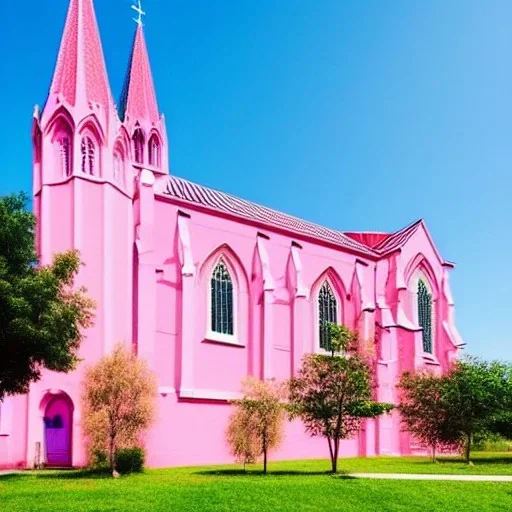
[0,0,464,468]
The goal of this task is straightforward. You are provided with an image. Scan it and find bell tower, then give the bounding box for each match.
[31,0,134,360]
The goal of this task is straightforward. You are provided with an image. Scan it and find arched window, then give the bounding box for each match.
[418,279,433,353]
[148,135,161,167]
[318,281,337,351]
[58,134,71,177]
[113,147,124,185]
[81,136,96,175]
[133,128,144,164]
[210,259,234,336]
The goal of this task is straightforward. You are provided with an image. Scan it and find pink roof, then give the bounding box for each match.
[159,176,428,259]
[344,232,390,248]
[48,0,113,110]
[160,176,378,257]
[119,25,159,123]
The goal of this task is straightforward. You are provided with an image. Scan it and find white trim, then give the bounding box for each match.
[206,256,239,342]
[179,388,242,401]
[314,278,342,354]
[204,331,245,347]
[410,270,436,355]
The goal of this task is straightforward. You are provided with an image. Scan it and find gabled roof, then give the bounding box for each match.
[372,219,423,253]
[158,176,378,257]
[119,25,159,124]
[158,176,437,261]
[46,0,113,112]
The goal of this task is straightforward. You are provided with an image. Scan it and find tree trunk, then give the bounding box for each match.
[465,433,472,464]
[332,439,340,474]
[432,444,436,463]
[263,448,267,474]
[109,432,116,473]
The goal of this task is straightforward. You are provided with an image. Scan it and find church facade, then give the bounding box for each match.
[0,0,464,469]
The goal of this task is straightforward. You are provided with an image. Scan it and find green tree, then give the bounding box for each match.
[443,358,510,463]
[398,371,460,461]
[228,377,287,474]
[0,193,95,399]
[289,324,393,473]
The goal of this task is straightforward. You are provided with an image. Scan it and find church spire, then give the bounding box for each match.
[119,24,160,125]
[43,0,114,119]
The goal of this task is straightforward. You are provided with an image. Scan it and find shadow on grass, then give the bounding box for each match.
[0,469,116,481]
[436,457,512,466]
[195,469,343,477]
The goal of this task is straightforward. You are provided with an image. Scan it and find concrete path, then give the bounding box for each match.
[348,473,512,482]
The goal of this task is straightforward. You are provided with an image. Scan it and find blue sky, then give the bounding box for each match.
[1,1,511,359]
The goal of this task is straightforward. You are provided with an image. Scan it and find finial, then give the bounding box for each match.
[131,0,145,26]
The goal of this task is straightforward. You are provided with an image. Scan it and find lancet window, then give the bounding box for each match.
[133,129,144,164]
[80,136,96,175]
[318,281,338,351]
[148,135,161,168]
[418,279,433,354]
[210,260,234,336]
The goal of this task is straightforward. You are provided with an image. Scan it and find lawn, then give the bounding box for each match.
[2,453,512,512]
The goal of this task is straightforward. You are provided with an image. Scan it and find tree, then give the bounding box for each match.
[227,377,287,474]
[398,371,460,461]
[289,324,393,473]
[0,193,95,399]
[442,358,510,463]
[226,406,260,470]
[81,344,157,475]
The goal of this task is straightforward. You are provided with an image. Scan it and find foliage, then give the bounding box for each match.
[289,324,393,473]
[228,377,288,473]
[81,344,157,474]
[115,447,145,474]
[226,406,260,469]
[442,357,511,463]
[398,371,461,461]
[0,193,95,399]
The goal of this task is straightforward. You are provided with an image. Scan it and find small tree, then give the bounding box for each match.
[82,344,157,475]
[226,407,260,470]
[289,324,392,473]
[227,377,287,474]
[0,193,95,399]
[398,371,460,461]
[443,357,510,463]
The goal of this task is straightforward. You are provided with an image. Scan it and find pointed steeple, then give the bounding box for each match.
[119,25,160,124]
[44,0,114,116]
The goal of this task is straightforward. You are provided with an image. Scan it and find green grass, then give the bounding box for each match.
[2,453,512,512]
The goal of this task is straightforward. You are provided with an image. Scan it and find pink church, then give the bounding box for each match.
[0,0,464,469]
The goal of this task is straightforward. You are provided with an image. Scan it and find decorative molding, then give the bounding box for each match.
[178,388,241,401]
[256,235,274,291]
[177,213,195,276]
[290,244,308,298]
[355,260,375,311]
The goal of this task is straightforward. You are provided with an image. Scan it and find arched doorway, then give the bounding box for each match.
[43,395,73,467]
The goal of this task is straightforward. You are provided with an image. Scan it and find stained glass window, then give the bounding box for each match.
[149,135,161,167]
[418,279,433,354]
[211,260,234,336]
[318,281,337,351]
[133,129,144,164]
[59,135,71,177]
[81,136,96,175]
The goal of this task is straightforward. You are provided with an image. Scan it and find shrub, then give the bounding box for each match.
[115,447,145,474]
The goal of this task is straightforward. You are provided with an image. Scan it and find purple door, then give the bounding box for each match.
[44,397,72,466]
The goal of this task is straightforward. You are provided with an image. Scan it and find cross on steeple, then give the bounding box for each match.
[131,0,145,26]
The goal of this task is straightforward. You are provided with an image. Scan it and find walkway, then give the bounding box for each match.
[349,473,512,482]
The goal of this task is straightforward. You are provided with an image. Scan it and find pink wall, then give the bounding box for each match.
[0,0,463,469]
